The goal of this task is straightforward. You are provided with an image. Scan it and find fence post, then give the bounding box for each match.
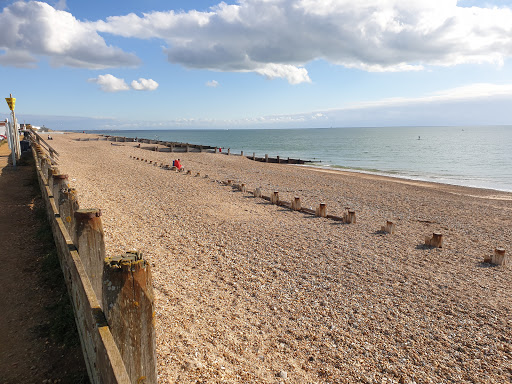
[75,209,106,304]
[103,251,157,384]
[271,191,279,204]
[265,154,269,162]
[316,203,327,217]
[291,196,301,211]
[59,188,80,245]
[52,174,69,203]
[492,248,507,265]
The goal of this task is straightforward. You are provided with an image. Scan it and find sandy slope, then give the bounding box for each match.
[50,133,511,384]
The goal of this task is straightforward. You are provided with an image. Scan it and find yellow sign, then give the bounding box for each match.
[5,97,15,111]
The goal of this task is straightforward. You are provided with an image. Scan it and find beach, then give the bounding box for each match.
[48,133,511,383]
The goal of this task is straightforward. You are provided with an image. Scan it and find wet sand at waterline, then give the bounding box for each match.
[49,133,511,383]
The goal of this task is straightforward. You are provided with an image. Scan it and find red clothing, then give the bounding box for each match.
[175,160,182,170]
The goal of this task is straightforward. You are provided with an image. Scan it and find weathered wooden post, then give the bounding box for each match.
[186,170,192,175]
[195,172,201,177]
[186,144,190,153]
[271,191,279,204]
[252,152,255,160]
[103,251,157,384]
[491,248,507,265]
[265,154,269,163]
[381,220,396,234]
[52,174,69,204]
[291,196,301,211]
[200,145,203,153]
[254,188,262,198]
[75,209,106,303]
[240,183,247,192]
[58,187,80,244]
[170,143,174,152]
[316,203,327,217]
[228,148,231,156]
[343,209,356,224]
[48,167,60,194]
[277,156,280,164]
[241,151,244,157]
[215,147,218,154]
[227,179,233,186]
[425,232,443,248]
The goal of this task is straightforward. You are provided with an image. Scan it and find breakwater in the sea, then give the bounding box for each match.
[86,126,512,191]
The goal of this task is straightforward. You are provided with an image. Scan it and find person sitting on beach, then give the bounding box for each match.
[175,159,183,171]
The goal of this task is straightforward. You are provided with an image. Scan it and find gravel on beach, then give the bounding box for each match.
[49,133,511,383]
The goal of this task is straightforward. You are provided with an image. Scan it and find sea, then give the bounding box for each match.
[87,126,512,192]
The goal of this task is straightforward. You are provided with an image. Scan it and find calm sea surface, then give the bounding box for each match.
[88,126,512,192]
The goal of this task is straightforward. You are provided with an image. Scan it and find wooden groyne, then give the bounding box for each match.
[29,129,157,384]
[82,134,314,165]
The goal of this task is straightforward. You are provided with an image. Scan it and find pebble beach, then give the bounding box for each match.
[48,133,511,384]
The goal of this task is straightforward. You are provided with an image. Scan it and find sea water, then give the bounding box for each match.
[89,126,512,192]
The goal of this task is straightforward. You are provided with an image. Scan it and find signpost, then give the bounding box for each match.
[5,94,21,167]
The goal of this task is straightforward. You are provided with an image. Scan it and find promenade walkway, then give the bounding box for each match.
[0,142,87,383]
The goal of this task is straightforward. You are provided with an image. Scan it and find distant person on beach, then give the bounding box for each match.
[174,159,183,171]
[219,147,222,153]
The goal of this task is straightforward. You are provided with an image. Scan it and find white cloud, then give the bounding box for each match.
[254,63,311,84]
[88,74,130,92]
[0,1,139,69]
[131,78,159,91]
[94,0,512,82]
[206,80,219,87]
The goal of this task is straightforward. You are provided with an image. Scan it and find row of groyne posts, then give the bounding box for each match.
[81,134,313,165]
[132,152,508,266]
[29,129,157,384]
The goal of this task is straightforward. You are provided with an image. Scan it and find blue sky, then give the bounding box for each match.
[2,0,512,129]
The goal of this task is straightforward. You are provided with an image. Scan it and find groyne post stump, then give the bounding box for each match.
[277,156,280,164]
[240,183,247,192]
[59,187,80,245]
[265,154,269,163]
[252,152,255,160]
[75,209,106,304]
[227,179,233,186]
[196,172,201,177]
[186,170,192,175]
[491,248,507,265]
[291,196,301,211]
[343,209,356,224]
[381,220,396,234]
[254,188,262,198]
[228,148,231,156]
[186,144,190,153]
[425,232,443,248]
[271,191,279,205]
[103,251,157,384]
[241,151,244,157]
[316,203,327,217]
[52,174,69,204]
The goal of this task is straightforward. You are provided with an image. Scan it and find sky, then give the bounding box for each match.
[2,0,512,130]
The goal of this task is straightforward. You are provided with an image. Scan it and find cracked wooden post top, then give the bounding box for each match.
[103,251,157,384]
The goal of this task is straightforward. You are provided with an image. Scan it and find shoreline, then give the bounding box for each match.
[48,132,512,383]
[59,130,512,196]
[300,164,512,200]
